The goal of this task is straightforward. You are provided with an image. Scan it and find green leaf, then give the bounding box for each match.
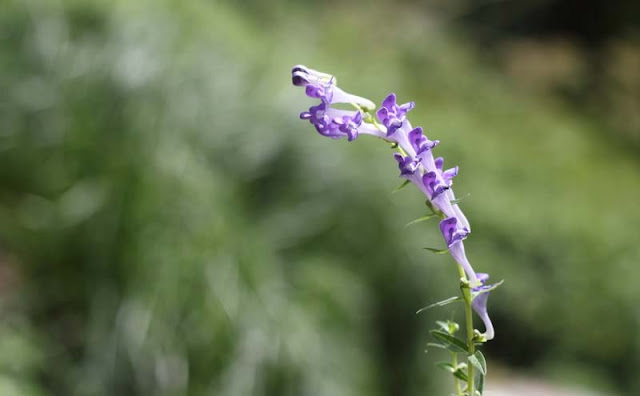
[392,179,411,193]
[430,330,468,353]
[425,342,447,350]
[452,368,468,382]
[476,369,485,395]
[435,320,460,334]
[405,213,437,227]
[423,247,449,254]
[416,296,462,314]
[476,351,487,375]
[450,193,470,205]
[468,351,486,375]
[425,199,435,209]
[427,342,447,349]
[436,320,449,332]
[435,361,455,373]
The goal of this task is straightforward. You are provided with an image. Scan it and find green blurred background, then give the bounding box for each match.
[1,0,639,395]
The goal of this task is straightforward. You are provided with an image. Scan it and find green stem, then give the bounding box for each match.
[451,352,463,396]
[458,265,475,395]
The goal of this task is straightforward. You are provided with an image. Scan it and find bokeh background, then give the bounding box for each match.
[1,0,639,395]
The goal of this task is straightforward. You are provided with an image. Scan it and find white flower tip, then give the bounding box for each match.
[292,65,334,81]
[360,98,376,111]
[483,329,495,341]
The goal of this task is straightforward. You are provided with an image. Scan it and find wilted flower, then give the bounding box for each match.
[293,65,375,109]
[472,273,495,340]
[294,66,385,141]
[291,65,334,87]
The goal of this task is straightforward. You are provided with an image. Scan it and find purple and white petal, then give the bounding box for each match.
[439,217,477,283]
[377,93,415,138]
[291,65,334,86]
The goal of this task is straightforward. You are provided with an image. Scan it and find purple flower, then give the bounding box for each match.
[300,102,382,141]
[334,111,363,141]
[376,93,415,137]
[294,66,384,141]
[393,153,419,176]
[422,161,457,220]
[422,171,450,200]
[440,217,469,247]
[439,217,477,284]
[434,157,458,187]
[409,127,443,188]
[300,101,329,126]
[293,66,375,109]
[293,65,494,341]
[305,82,334,103]
[435,156,470,231]
[291,65,334,87]
[472,273,495,340]
[409,127,439,156]
[393,153,435,199]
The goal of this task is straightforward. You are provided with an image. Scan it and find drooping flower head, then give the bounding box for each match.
[291,65,334,87]
[293,65,483,289]
[293,65,375,109]
[472,273,495,340]
[293,65,498,347]
[293,66,384,141]
[300,102,365,141]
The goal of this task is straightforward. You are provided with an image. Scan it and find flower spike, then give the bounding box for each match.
[292,65,499,396]
[292,66,492,342]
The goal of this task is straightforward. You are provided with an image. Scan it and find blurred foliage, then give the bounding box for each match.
[0,0,639,395]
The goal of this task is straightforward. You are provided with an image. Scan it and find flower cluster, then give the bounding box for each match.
[291,65,496,340]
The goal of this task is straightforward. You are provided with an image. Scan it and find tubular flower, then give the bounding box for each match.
[472,273,496,340]
[376,93,415,137]
[422,171,449,200]
[394,153,419,177]
[393,153,434,200]
[409,127,439,156]
[294,66,384,141]
[293,65,375,109]
[291,65,334,87]
[434,157,458,186]
[435,157,470,231]
[439,217,477,284]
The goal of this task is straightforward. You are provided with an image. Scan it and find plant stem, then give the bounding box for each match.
[458,265,475,395]
[451,352,463,396]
